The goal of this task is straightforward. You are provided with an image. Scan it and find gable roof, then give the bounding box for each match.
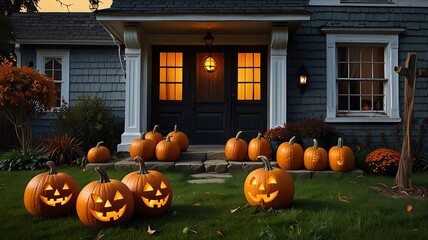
[10,13,114,45]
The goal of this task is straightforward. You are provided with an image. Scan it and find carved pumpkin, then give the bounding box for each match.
[168,125,190,152]
[24,161,79,217]
[129,132,155,160]
[276,136,304,170]
[87,141,110,163]
[145,125,164,146]
[248,133,272,161]
[122,157,172,216]
[244,155,294,209]
[155,135,180,162]
[225,131,248,161]
[76,167,134,227]
[328,137,355,172]
[303,139,328,171]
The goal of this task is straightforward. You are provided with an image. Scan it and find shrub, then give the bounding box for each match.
[364,148,400,176]
[0,148,49,171]
[414,154,428,173]
[39,133,84,165]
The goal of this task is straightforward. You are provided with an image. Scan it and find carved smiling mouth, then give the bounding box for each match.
[247,191,279,203]
[40,193,73,206]
[142,194,170,208]
[89,204,127,222]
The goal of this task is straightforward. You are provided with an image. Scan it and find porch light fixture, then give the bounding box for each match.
[89,0,99,12]
[203,32,217,73]
[297,65,308,94]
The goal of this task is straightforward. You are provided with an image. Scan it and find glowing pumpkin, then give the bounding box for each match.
[248,133,272,161]
[244,155,295,209]
[76,167,134,227]
[145,125,164,146]
[303,139,328,171]
[328,137,355,172]
[225,131,248,161]
[276,136,304,170]
[129,132,156,160]
[24,161,79,217]
[155,135,180,162]
[122,157,172,216]
[168,125,190,152]
[87,141,110,163]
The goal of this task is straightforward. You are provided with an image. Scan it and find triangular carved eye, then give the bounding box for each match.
[250,177,257,185]
[62,183,70,190]
[160,181,167,189]
[114,191,124,201]
[144,183,154,192]
[45,184,54,191]
[267,176,277,185]
[91,194,103,203]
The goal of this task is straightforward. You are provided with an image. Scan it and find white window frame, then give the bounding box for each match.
[323,28,403,123]
[36,49,70,108]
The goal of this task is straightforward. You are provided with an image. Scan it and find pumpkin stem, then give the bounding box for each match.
[152,125,160,133]
[165,135,172,142]
[337,137,344,148]
[174,125,178,133]
[313,139,318,149]
[256,132,263,140]
[95,167,111,183]
[140,132,147,140]
[257,155,274,171]
[96,141,104,148]
[235,131,243,140]
[134,157,149,175]
[289,136,296,145]
[45,161,58,175]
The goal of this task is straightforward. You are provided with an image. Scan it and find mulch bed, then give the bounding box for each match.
[369,183,428,200]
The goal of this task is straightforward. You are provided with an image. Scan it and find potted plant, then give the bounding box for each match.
[264,126,287,159]
[293,116,335,149]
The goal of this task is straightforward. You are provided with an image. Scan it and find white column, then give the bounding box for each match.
[117,26,143,152]
[269,27,288,128]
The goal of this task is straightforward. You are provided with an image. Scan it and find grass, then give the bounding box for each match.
[0,166,427,240]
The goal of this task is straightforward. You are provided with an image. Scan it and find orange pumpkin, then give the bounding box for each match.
[145,125,164,146]
[168,125,189,152]
[87,141,110,163]
[276,136,304,170]
[244,155,294,209]
[155,135,180,162]
[24,161,79,217]
[122,157,173,216]
[129,132,155,160]
[248,133,271,161]
[303,139,328,171]
[328,137,355,172]
[76,167,134,227]
[225,131,248,161]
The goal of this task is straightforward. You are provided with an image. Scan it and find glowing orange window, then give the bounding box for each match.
[159,52,183,100]
[237,53,261,100]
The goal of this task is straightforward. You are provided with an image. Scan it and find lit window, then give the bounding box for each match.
[159,52,183,101]
[237,53,261,100]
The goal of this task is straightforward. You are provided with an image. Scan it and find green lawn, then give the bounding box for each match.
[0,166,427,240]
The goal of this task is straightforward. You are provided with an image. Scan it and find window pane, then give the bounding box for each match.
[245,69,253,82]
[350,63,360,78]
[374,96,384,110]
[175,53,183,67]
[54,70,62,80]
[338,47,347,62]
[362,98,372,110]
[160,68,166,82]
[159,52,183,101]
[349,47,360,62]
[361,63,372,78]
[245,54,253,67]
[238,53,245,67]
[254,68,261,82]
[175,84,182,100]
[361,81,371,94]
[167,68,175,82]
[167,53,175,66]
[350,81,360,94]
[373,47,384,62]
[238,68,245,82]
[361,47,372,62]
[350,96,360,110]
[338,63,348,78]
[159,84,166,100]
[175,68,183,82]
[237,52,261,101]
[254,83,261,100]
[254,53,261,67]
[373,63,384,78]
[160,53,166,66]
[237,83,245,100]
[338,80,349,94]
[373,81,384,94]
[338,96,348,110]
[246,84,253,100]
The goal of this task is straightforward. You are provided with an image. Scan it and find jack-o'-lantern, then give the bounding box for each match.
[303,139,328,171]
[76,167,134,227]
[24,161,79,217]
[248,133,272,161]
[244,155,294,209]
[122,157,172,216]
[328,137,355,172]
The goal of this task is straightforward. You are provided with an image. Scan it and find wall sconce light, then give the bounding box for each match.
[203,32,217,73]
[297,65,308,94]
[89,0,99,12]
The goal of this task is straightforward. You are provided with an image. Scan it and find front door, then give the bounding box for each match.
[151,46,267,144]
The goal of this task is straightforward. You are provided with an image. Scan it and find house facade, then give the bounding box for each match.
[10,0,428,153]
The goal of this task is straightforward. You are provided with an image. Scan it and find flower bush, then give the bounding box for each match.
[295,116,335,139]
[364,148,401,176]
[264,126,288,141]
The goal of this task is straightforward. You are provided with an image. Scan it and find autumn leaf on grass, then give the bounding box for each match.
[337,192,349,203]
[217,230,225,238]
[194,202,202,207]
[183,227,198,234]
[407,205,413,212]
[95,232,104,240]
[230,206,241,214]
[147,225,156,235]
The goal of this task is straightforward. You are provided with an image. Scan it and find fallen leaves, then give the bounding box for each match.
[216,230,225,238]
[407,205,413,212]
[147,225,156,235]
[337,192,350,203]
[182,227,198,234]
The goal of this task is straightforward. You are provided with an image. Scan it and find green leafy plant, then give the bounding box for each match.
[39,133,84,165]
[414,154,428,172]
[0,148,49,171]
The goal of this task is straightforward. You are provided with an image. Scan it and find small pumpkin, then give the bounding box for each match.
[248,133,272,161]
[155,135,180,162]
[244,155,294,209]
[145,125,164,146]
[328,137,355,172]
[87,141,110,163]
[24,161,79,217]
[225,131,248,161]
[168,125,189,152]
[303,139,328,171]
[276,136,304,170]
[122,157,173,216]
[76,167,134,227]
[129,132,156,160]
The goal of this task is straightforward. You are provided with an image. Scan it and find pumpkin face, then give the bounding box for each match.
[303,139,328,171]
[244,156,294,209]
[248,133,272,161]
[129,133,156,160]
[225,131,248,161]
[168,125,189,152]
[76,167,134,227]
[87,141,110,163]
[276,136,304,170]
[24,161,79,217]
[145,125,164,146]
[122,157,172,216]
[328,137,355,172]
[155,135,181,162]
